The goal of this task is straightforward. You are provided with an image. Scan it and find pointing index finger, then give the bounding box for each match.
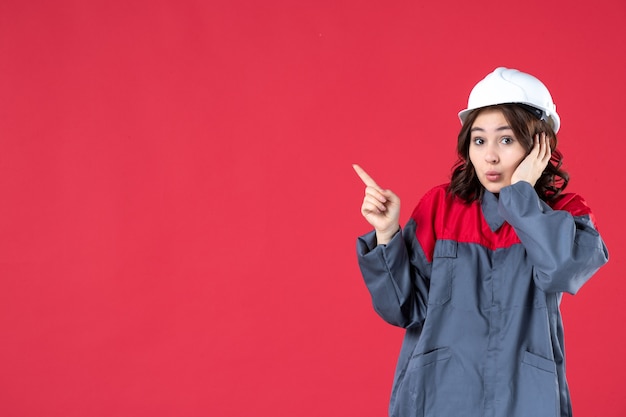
[352,164,382,190]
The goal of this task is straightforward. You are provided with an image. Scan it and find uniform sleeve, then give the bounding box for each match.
[356,223,430,329]
[356,187,443,329]
[497,181,609,294]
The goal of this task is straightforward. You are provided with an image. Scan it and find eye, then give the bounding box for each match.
[501,136,514,144]
[472,137,484,145]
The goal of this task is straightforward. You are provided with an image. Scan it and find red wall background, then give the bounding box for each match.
[1,1,624,416]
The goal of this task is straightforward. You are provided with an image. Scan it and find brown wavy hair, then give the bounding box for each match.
[447,104,569,203]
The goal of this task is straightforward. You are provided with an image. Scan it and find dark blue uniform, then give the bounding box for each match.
[357,181,608,417]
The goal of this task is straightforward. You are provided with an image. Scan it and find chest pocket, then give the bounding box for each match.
[428,240,457,306]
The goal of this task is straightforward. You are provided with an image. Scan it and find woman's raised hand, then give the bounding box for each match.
[511,132,552,187]
[353,164,401,245]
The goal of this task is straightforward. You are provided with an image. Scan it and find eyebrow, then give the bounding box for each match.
[470,125,513,133]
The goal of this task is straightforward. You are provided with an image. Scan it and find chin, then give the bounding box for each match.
[481,182,505,194]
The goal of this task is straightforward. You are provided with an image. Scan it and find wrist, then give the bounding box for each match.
[376,226,400,245]
[511,178,534,187]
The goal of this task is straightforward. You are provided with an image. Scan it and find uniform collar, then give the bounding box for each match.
[481,190,505,232]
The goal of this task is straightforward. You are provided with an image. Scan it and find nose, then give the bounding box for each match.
[484,143,499,164]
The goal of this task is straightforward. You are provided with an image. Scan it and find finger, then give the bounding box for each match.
[365,186,388,204]
[365,187,387,205]
[362,198,386,214]
[353,164,382,190]
[379,188,400,204]
[539,133,550,162]
[544,133,552,161]
[529,134,540,157]
[537,133,546,159]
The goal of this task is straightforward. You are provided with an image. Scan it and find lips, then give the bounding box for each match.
[485,171,501,181]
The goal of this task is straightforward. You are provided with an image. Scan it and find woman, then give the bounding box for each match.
[354,67,608,417]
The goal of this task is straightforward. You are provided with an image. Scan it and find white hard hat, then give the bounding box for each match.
[458,67,560,133]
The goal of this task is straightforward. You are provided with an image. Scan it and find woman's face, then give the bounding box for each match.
[468,108,527,194]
